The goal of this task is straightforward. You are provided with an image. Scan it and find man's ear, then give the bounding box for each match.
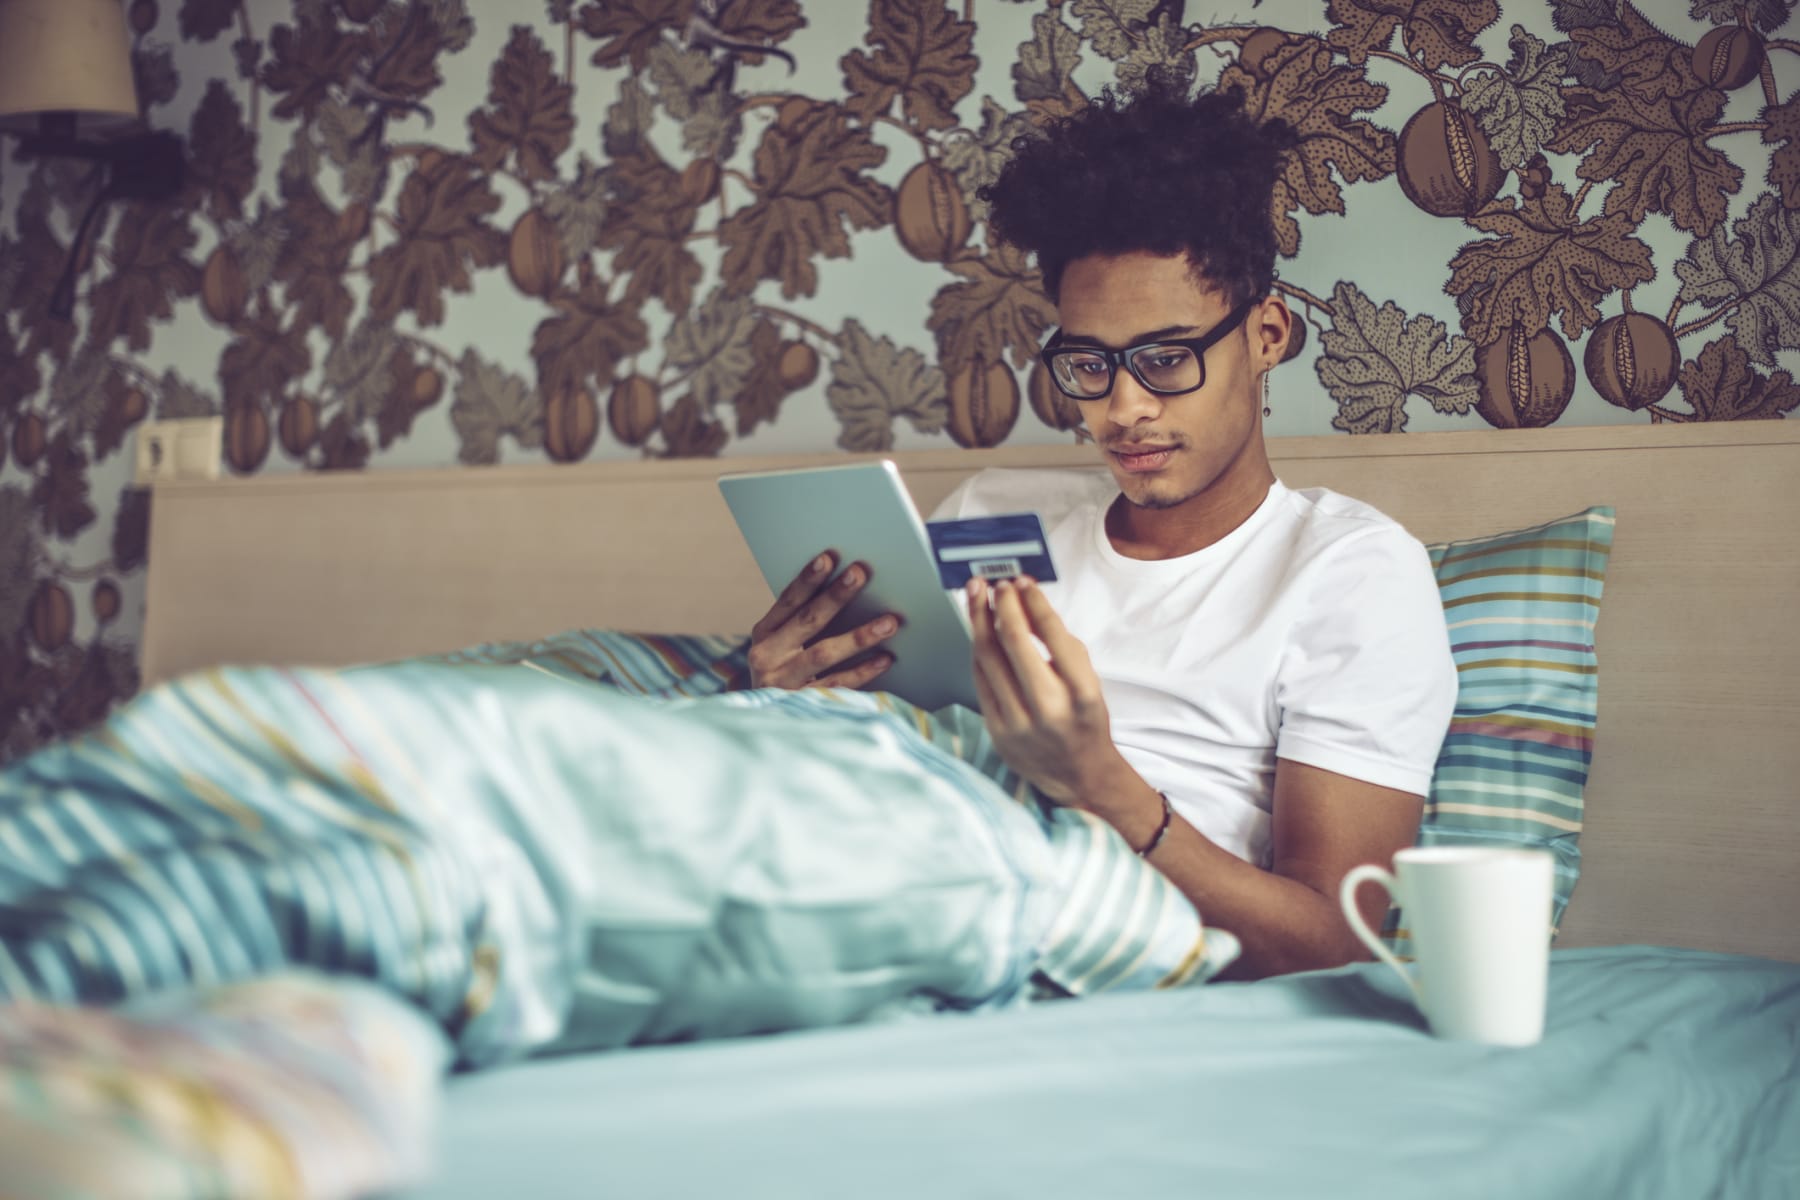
[1252,295,1294,370]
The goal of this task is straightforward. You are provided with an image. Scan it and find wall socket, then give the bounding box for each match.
[134,417,224,486]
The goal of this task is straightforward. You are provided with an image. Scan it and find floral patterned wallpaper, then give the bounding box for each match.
[1,0,1796,759]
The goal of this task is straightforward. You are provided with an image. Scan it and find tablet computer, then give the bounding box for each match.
[718,460,979,712]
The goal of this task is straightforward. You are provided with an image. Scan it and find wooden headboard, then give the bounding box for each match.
[142,421,1800,963]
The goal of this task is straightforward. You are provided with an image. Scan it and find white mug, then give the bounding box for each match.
[1339,846,1555,1046]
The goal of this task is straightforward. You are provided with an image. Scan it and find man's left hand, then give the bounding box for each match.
[965,576,1131,809]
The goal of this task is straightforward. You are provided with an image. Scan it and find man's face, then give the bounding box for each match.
[1053,251,1276,512]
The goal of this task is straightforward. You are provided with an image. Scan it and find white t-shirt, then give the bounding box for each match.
[931,468,1457,867]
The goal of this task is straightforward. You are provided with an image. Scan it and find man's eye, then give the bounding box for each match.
[1070,359,1108,376]
[1143,351,1191,371]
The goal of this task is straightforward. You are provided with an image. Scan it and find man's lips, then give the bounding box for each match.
[1109,443,1177,472]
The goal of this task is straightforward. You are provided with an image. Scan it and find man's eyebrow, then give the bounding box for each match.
[1054,324,1203,349]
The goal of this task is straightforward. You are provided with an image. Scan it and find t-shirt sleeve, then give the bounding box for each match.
[1273,527,1456,796]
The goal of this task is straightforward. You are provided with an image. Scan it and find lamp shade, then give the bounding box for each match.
[0,0,139,136]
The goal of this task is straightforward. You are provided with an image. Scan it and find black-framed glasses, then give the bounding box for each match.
[1038,297,1259,401]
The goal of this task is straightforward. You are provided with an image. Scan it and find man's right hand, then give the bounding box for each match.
[746,550,901,690]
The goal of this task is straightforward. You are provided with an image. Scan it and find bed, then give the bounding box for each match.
[103,420,1800,1196]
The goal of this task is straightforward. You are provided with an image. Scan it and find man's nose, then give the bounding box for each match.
[1105,368,1163,429]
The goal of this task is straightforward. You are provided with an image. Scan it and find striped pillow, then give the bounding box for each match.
[1385,507,1615,952]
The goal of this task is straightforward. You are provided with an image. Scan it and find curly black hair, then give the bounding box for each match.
[982,75,1297,307]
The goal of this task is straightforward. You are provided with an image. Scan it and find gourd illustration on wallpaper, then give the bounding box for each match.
[2,0,1799,758]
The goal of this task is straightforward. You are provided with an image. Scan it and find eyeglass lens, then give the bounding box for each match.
[1048,344,1202,399]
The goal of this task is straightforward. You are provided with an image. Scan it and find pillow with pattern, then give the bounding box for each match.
[1384,507,1616,954]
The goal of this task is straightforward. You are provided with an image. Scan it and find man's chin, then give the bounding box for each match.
[1111,471,1189,511]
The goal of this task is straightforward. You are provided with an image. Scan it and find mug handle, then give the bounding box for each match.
[1339,864,1423,1007]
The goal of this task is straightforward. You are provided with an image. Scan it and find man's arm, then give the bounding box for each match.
[1089,757,1422,980]
[969,576,1423,980]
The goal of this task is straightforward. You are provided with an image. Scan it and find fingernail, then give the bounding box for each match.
[810,554,829,575]
[873,616,897,635]
[843,567,863,587]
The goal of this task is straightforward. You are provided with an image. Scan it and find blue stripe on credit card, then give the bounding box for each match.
[926,513,1058,587]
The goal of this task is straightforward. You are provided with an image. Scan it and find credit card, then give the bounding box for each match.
[925,512,1058,588]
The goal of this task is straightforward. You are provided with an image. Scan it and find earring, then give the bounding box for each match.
[1261,373,1272,419]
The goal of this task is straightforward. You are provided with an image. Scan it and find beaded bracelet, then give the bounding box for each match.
[1135,791,1174,858]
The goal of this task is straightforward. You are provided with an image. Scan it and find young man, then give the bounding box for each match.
[744,80,1456,980]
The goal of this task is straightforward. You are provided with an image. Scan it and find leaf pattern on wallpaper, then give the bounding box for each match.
[598,145,703,311]
[470,24,575,184]
[1325,0,1498,70]
[179,0,239,43]
[1690,0,1793,31]
[0,487,37,636]
[531,273,649,401]
[91,378,149,463]
[1679,335,1800,420]
[646,43,742,160]
[664,289,759,413]
[30,433,96,540]
[1319,281,1479,434]
[542,155,609,260]
[1447,183,1655,343]
[1762,95,1800,209]
[224,200,289,296]
[1460,26,1568,172]
[827,319,947,453]
[273,179,363,341]
[375,344,437,450]
[1675,193,1800,367]
[316,411,372,471]
[732,318,790,436]
[1113,16,1196,93]
[111,487,150,573]
[579,0,691,71]
[363,0,461,102]
[842,0,978,132]
[88,204,201,354]
[219,298,311,410]
[262,8,368,121]
[603,74,657,157]
[185,80,257,223]
[323,320,405,426]
[1546,6,1740,236]
[657,393,729,457]
[1216,32,1395,257]
[312,99,390,207]
[368,153,505,328]
[717,101,889,299]
[10,187,77,364]
[0,326,38,418]
[712,0,805,52]
[155,369,219,420]
[132,44,181,111]
[47,344,117,444]
[1067,0,1154,62]
[1013,8,1082,106]
[52,642,141,736]
[1553,2,1680,96]
[451,349,543,464]
[941,97,1036,222]
[927,239,1056,373]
